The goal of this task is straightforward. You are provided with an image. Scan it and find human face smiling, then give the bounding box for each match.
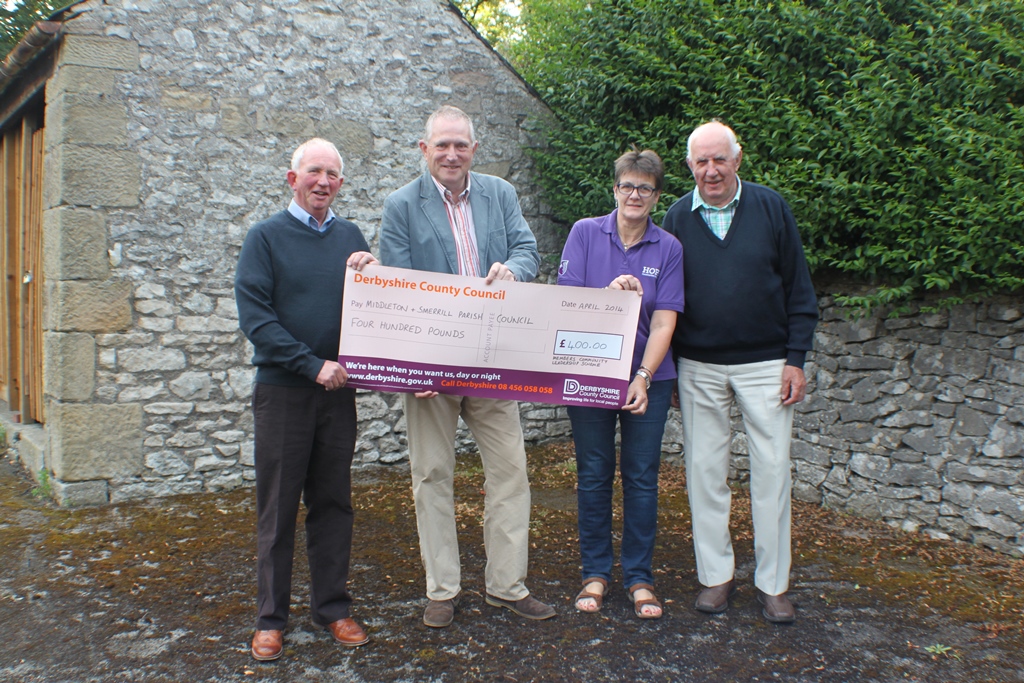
[615,171,660,225]
[687,125,742,208]
[287,143,343,224]
[420,115,478,194]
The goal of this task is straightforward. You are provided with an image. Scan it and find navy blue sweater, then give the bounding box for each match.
[235,210,370,386]
[661,182,818,368]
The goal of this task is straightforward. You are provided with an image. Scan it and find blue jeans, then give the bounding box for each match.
[567,379,673,589]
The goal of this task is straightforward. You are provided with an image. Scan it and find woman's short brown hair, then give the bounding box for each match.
[614,147,664,191]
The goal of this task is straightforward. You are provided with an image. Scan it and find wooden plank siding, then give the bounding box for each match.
[24,125,44,422]
[0,128,20,410]
[0,113,45,423]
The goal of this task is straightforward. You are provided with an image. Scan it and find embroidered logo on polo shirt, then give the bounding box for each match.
[559,259,569,276]
[642,266,660,277]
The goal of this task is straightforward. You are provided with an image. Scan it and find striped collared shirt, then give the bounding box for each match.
[287,199,336,233]
[431,175,481,277]
[691,178,742,240]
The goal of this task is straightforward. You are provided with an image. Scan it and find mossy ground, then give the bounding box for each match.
[1,443,1021,682]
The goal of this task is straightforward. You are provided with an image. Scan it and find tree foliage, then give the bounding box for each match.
[504,0,1024,309]
[451,0,523,51]
[1,0,62,57]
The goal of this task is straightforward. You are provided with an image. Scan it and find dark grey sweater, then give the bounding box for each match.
[235,210,370,386]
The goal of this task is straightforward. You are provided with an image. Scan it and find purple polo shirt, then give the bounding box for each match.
[557,210,684,381]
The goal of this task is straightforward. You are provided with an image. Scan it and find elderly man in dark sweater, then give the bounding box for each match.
[235,138,377,660]
[662,121,818,624]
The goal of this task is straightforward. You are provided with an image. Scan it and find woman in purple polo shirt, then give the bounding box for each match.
[557,148,684,619]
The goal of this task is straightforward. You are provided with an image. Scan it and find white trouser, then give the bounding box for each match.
[678,358,793,596]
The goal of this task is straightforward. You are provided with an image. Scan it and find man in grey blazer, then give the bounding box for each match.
[379,105,554,627]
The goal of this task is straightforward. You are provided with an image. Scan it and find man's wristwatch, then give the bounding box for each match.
[634,366,652,390]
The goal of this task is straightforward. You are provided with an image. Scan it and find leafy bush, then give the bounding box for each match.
[508,0,1024,309]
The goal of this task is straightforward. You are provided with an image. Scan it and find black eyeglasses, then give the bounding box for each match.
[615,182,657,199]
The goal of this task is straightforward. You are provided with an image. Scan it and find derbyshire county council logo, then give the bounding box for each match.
[564,379,580,395]
[558,259,569,276]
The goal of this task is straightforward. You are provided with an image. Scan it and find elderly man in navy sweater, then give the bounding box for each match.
[235,138,377,660]
[662,121,818,624]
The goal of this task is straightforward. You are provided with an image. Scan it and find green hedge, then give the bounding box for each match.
[509,0,1024,309]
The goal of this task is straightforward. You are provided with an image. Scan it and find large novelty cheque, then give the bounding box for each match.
[338,265,641,408]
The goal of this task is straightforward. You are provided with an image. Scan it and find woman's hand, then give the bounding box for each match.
[607,274,643,295]
[622,375,649,414]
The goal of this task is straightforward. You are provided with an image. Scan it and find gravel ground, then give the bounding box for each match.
[1,442,1022,683]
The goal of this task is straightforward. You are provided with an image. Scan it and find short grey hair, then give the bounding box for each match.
[423,105,476,144]
[686,121,741,161]
[291,137,344,174]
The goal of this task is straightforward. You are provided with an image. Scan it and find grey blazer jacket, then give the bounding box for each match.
[379,172,540,282]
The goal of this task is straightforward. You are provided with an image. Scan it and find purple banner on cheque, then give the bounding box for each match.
[338,356,630,408]
[337,265,642,409]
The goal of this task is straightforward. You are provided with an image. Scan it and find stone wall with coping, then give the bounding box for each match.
[17,0,1023,557]
[790,295,1024,556]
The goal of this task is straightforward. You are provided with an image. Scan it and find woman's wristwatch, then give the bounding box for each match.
[634,366,652,390]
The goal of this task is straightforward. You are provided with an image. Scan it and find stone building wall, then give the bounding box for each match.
[35,0,561,504]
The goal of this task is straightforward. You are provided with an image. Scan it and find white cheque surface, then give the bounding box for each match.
[338,264,642,408]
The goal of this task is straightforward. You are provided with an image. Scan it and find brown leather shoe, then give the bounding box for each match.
[485,593,556,620]
[423,595,460,628]
[694,579,736,613]
[251,629,283,661]
[757,590,795,624]
[326,617,369,646]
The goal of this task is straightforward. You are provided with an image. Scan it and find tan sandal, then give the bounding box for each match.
[629,583,663,620]
[574,577,608,613]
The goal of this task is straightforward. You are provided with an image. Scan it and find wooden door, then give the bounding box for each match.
[0,127,21,410]
[0,114,45,423]
[23,124,44,422]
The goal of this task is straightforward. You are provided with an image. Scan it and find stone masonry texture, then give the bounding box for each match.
[13,0,1022,557]
[37,0,561,505]
[795,295,1024,556]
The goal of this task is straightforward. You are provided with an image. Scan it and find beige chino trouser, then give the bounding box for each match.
[678,358,794,596]
[403,393,531,602]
